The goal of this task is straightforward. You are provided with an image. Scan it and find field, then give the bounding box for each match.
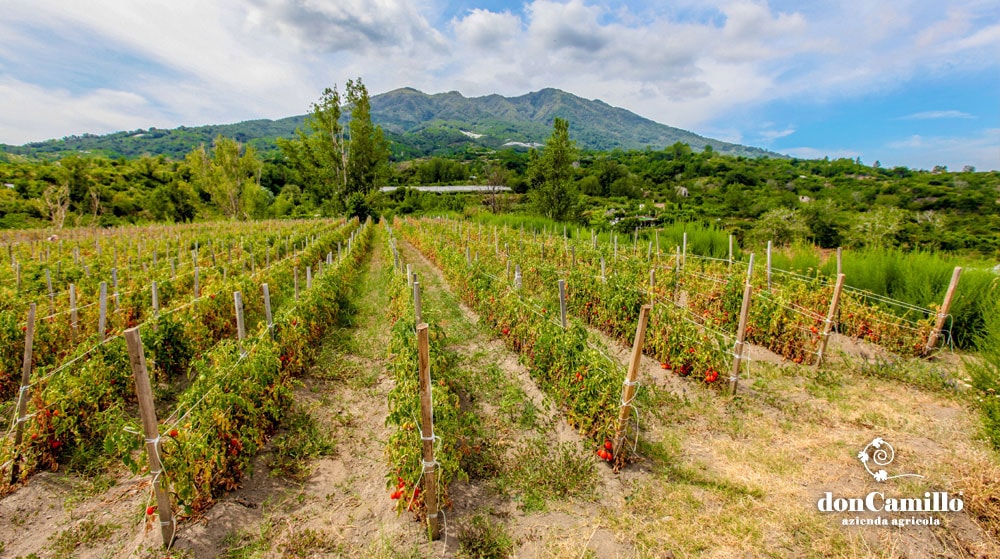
[0,217,998,558]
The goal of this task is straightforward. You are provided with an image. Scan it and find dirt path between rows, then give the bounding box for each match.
[396,238,638,557]
[0,233,439,558]
[168,238,436,558]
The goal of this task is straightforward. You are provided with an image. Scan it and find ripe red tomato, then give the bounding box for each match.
[146,505,157,515]
[604,440,612,451]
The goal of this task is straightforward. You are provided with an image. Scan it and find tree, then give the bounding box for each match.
[278,79,390,214]
[344,78,390,196]
[749,207,809,247]
[529,117,579,221]
[847,206,907,248]
[483,162,511,213]
[42,183,70,228]
[278,86,344,215]
[186,135,263,220]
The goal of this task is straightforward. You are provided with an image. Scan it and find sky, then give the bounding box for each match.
[0,0,997,171]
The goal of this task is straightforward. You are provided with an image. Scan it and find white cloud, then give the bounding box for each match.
[783,146,860,160]
[899,110,975,120]
[0,78,158,143]
[760,128,796,141]
[882,128,1000,170]
[452,9,522,49]
[0,0,996,172]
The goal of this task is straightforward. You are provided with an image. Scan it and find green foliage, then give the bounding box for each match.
[529,118,580,222]
[818,248,996,347]
[48,519,120,558]
[498,438,598,511]
[185,136,265,220]
[346,191,371,222]
[457,513,516,558]
[267,407,336,481]
[277,86,344,215]
[749,207,809,247]
[345,78,391,196]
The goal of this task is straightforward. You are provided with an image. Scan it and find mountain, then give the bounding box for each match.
[0,87,778,160]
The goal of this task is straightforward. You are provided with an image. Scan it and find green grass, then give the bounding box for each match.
[457,513,516,559]
[47,520,120,558]
[817,246,998,348]
[267,407,336,482]
[498,437,598,512]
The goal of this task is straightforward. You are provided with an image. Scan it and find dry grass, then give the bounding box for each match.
[597,353,1000,558]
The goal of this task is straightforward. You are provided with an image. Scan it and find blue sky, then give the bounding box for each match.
[0,0,997,171]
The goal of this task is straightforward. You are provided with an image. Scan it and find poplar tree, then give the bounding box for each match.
[186,135,263,220]
[529,117,579,221]
[344,78,390,196]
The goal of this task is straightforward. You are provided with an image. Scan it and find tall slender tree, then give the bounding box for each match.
[277,86,344,214]
[344,78,390,196]
[279,79,389,214]
[529,117,579,221]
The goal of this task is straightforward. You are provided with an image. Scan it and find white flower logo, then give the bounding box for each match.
[858,438,923,482]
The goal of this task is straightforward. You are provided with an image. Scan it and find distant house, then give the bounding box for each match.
[799,195,812,203]
[4,183,14,189]
[379,185,510,193]
[676,186,689,197]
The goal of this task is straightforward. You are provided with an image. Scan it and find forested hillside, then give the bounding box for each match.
[0,88,775,160]
[2,139,997,257]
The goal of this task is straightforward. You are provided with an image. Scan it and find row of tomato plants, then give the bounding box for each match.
[0,219,365,499]
[0,218,333,321]
[381,227,472,523]
[398,218,634,466]
[454,219,934,365]
[416,219,733,387]
[155,219,374,514]
[0,220,342,399]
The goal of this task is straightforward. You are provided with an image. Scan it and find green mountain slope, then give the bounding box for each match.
[1,87,778,160]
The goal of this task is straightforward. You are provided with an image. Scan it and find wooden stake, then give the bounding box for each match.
[69,283,80,340]
[682,232,687,268]
[294,267,300,300]
[612,304,651,462]
[124,327,176,549]
[306,266,312,290]
[766,241,772,292]
[45,269,55,316]
[600,257,606,283]
[416,323,440,540]
[406,264,413,287]
[925,267,963,354]
[10,303,36,484]
[730,281,754,395]
[413,282,422,324]
[728,234,734,268]
[234,291,247,357]
[558,279,567,329]
[152,281,159,316]
[836,247,842,277]
[514,264,522,291]
[262,284,273,338]
[815,273,845,368]
[99,282,108,341]
[649,268,655,305]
